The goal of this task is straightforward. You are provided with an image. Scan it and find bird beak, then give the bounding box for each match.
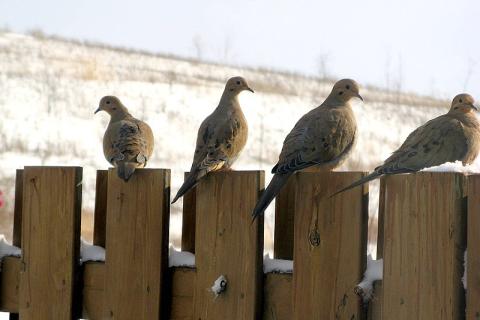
[94,107,101,114]
[247,87,254,93]
[471,103,479,111]
[355,93,364,102]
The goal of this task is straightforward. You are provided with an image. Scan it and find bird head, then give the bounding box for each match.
[95,96,128,116]
[450,93,478,114]
[330,79,363,103]
[224,76,254,95]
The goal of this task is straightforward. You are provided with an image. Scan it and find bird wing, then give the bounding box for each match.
[273,106,356,174]
[104,118,154,166]
[377,114,468,174]
[191,113,246,174]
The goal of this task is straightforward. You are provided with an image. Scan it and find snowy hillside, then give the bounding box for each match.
[0,31,453,249]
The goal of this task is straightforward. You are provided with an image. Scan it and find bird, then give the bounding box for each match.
[331,93,480,196]
[95,96,154,182]
[171,76,254,204]
[251,79,363,220]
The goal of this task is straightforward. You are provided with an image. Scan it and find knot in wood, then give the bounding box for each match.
[309,229,321,246]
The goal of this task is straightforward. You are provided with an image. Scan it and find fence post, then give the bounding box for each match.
[292,171,368,319]
[467,174,480,319]
[181,172,196,253]
[381,172,466,319]
[274,176,296,260]
[104,168,170,319]
[193,171,264,320]
[18,166,82,319]
[93,170,108,247]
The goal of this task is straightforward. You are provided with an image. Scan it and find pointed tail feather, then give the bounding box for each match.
[252,172,293,221]
[116,162,137,182]
[172,172,199,204]
[330,171,382,198]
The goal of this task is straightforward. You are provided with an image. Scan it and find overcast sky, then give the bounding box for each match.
[1,0,478,98]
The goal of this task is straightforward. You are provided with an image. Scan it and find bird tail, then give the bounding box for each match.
[330,171,382,198]
[172,171,199,204]
[117,162,137,182]
[252,172,293,221]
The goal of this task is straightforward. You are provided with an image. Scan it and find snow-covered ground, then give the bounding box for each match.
[0,31,458,253]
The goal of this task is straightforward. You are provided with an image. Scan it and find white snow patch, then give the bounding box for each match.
[356,255,383,302]
[422,161,480,173]
[169,245,195,268]
[211,275,227,297]
[0,235,21,269]
[263,253,293,273]
[463,249,467,290]
[80,238,105,264]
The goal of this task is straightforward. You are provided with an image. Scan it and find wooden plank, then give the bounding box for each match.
[19,166,82,319]
[376,177,386,259]
[104,168,170,319]
[293,171,368,320]
[93,170,108,247]
[170,268,196,320]
[274,175,296,260]
[83,262,107,319]
[382,172,467,319]
[263,273,292,320]
[12,170,23,248]
[467,174,480,319]
[367,281,383,320]
[193,171,264,320]
[181,172,196,253]
[0,257,21,313]
[274,167,327,260]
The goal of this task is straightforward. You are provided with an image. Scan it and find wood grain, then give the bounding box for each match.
[19,166,82,319]
[170,267,196,320]
[0,257,20,313]
[381,172,467,319]
[104,168,170,319]
[181,172,196,253]
[83,261,107,319]
[292,171,368,320]
[93,170,108,247]
[467,174,480,319]
[193,171,264,320]
[263,273,292,320]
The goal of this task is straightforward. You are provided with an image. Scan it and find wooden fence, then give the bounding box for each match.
[0,166,478,319]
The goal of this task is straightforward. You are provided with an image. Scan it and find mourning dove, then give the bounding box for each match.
[251,79,363,220]
[332,93,480,196]
[171,76,254,203]
[95,96,154,182]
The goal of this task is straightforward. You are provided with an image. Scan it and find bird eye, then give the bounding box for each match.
[459,99,463,103]
[454,107,459,110]
[339,91,344,95]
[236,81,241,85]
[106,101,111,104]
[346,85,350,90]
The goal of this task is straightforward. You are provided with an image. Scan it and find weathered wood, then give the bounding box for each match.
[170,268,196,319]
[19,166,82,319]
[292,171,368,320]
[83,262,107,319]
[274,175,296,260]
[0,257,20,313]
[467,174,480,319]
[181,172,196,253]
[274,167,327,260]
[367,281,383,320]
[382,172,467,319]
[104,168,170,319]
[193,171,264,320]
[12,170,23,248]
[83,262,197,320]
[376,177,386,259]
[93,170,108,247]
[263,273,292,320]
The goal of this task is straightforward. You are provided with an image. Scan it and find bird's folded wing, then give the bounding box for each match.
[106,119,152,164]
[274,109,355,174]
[378,115,467,173]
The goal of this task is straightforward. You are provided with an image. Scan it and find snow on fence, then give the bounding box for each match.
[0,167,478,319]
